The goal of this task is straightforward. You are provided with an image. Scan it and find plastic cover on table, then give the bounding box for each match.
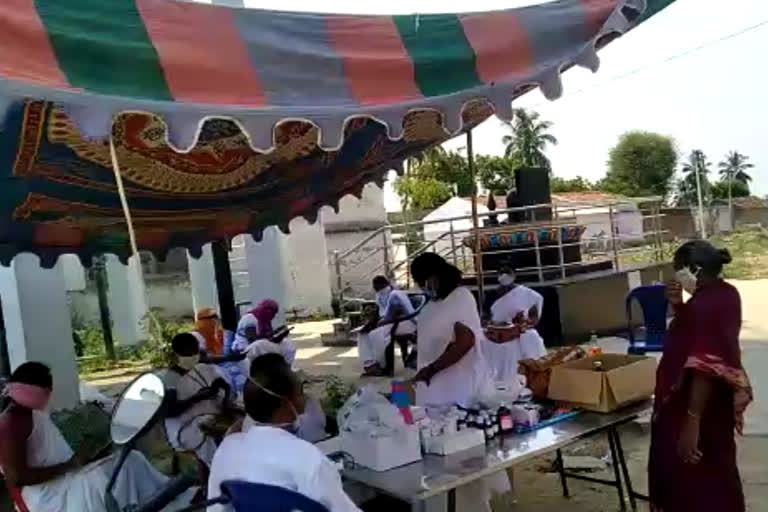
[336,385,406,437]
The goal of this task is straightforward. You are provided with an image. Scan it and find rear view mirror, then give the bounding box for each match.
[110,373,165,445]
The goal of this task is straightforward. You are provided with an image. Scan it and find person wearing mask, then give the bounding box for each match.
[409,253,507,512]
[649,241,752,512]
[161,333,237,470]
[482,268,547,380]
[0,362,178,512]
[232,300,296,366]
[191,307,224,356]
[207,353,361,512]
[357,275,416,377]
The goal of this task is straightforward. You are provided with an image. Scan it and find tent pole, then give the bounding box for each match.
[93,255,116,361]
[211,240,238,332]
[467,130,484,312]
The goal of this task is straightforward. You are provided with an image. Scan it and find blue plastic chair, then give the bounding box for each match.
[178,481,330,512]
[221,481,330,512]
[626,284,668,354]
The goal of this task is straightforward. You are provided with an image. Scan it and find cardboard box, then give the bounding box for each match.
[339,425,422,471]
[548,354,657,413]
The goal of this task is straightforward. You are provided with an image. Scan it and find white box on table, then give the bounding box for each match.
[339,425,422,471]
[424,428,486,455]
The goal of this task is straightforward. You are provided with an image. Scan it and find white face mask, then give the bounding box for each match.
[176,354,200,371]
[675,267,699,294]
[498,273,516,287]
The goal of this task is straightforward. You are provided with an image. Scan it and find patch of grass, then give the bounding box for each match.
[319,375,356,419]
[74,312,193,374]
[711,226,768,280]
[616,226,768,280]
[617,241,676,269]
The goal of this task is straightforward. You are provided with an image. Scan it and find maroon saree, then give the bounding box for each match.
[649,280,752,512]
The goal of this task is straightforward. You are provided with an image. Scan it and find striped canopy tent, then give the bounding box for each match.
[0,0,675,267]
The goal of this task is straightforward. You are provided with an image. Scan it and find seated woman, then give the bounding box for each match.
[0,362,180,512]
[191,307,224,356]
[482,268,547,381]
[357,276,417,377]
[161,333,241,471]
[208,353,361,512]
[232,300,296,366]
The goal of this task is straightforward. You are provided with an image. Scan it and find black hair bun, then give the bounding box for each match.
[718,248,732,265]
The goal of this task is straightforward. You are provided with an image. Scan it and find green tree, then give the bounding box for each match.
[475,154,521,195]
[717,151,753,219]
[712,179,750,201]
[718,151,754,185]
[501,109,558,170]
[393,146,472,210]
[601,131,677,199]
[393,175,453,211]
[675,149,712,206]
[551,176,594,193]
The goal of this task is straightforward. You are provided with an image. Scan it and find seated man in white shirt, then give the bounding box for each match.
[161,333,240,474]
[357,276,417,377]
[208,353,361,512]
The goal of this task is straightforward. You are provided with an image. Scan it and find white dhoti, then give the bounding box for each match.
[357,321,416,369]
[22,412,193,512]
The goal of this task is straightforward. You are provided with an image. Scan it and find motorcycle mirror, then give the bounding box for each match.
[110,372,165,445]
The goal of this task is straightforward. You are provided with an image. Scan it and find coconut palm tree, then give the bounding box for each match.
[718,151,754,185]
[501,108,558,170]
[718,151,753,229]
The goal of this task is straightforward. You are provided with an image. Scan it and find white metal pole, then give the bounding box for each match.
[728,172,734,231]
[694,162,707,239]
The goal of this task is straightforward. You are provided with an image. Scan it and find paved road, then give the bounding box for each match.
[734,280,768,436]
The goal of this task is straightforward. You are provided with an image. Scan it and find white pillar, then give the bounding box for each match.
[281,218,333,316]
[105,254,148,346]
[187,244,219,317]
[0,254,79,409]
[245,228,289,326]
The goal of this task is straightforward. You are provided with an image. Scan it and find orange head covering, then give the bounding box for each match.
[195,307,223,355]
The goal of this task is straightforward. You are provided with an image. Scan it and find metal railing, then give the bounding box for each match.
[331,197,666,314]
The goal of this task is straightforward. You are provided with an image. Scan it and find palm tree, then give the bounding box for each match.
[718,151,754,228]
[718,151,753,185]
[501,108,558,170]
[680,149,712,237]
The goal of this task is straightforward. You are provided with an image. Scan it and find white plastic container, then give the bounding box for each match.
[423,428,486,456]
[340,425,422,471]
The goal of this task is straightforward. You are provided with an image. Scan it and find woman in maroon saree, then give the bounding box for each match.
[649,241,752,512]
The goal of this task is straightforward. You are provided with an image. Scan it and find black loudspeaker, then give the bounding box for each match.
[514,167,552,222]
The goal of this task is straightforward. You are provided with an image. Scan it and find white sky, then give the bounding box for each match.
[225,0,768,211]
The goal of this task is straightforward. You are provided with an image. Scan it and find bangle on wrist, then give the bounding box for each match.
[686,410,701,420]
